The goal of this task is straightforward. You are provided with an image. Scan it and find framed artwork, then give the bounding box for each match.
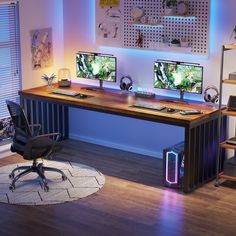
[30,27,53,69]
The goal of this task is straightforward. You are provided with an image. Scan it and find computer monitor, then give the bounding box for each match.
[76,52,117,90]
[154,60,203,101]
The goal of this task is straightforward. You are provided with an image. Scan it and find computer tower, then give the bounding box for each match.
[163,141,184,188]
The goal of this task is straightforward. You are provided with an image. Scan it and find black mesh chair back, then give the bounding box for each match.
[6,100,32,155]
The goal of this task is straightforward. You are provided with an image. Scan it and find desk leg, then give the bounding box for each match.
[183,117,220,193]
[20,97,69,140]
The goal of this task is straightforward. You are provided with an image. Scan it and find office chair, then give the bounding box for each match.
[6,100,67,192]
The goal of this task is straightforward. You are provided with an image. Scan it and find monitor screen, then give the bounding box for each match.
[76,52,117,82]
[154,61,203,94]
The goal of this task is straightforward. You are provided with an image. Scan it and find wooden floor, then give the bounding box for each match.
[0,139,236,236]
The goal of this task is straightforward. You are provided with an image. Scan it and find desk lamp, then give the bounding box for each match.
[58,68,71,87]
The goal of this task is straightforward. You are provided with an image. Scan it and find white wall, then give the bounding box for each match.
[0,0,64,89]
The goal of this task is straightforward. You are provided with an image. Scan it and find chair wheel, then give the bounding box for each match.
[9,173,14,179]
[62,175,67,181]
[43,185,49,192]
[9,184,15,191]
[214,182,220,187]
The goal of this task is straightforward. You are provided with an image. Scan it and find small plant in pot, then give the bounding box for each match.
[170,38,180,47]
[162,0,177,15]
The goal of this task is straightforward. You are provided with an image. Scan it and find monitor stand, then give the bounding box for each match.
[161,89,188,104]
[81,80,104,91]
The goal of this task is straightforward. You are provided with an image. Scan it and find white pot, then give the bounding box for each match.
[180,41,189,47]
[165,7,175,15]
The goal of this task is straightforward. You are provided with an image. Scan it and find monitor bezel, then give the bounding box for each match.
[153,60,204,95]
[76,51,117,83]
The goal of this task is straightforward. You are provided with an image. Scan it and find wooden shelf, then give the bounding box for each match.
[128,22,162,27]
[160,14,196,18]
[223,44,236,50]
[219,172,236,181]
[222,109,236,116]
[220,141,236,150]
[149,43,192,53]
[223,79,236,84]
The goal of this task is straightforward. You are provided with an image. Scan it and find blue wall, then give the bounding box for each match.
[69,108,184,158]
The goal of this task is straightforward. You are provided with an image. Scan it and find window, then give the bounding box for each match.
[0,1,21,120]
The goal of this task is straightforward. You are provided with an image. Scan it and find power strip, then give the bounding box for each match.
[134,91,155,98]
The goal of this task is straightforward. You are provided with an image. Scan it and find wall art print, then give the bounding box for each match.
[30,27,53,69]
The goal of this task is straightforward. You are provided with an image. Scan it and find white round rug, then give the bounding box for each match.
[0,160,105,205]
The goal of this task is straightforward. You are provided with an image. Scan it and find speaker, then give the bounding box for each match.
[204,86,219,103]
[120,75,133,91]
[163,142,184,188]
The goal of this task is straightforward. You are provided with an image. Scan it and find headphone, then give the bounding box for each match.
[120,75,133,91]
[204,86,219,103]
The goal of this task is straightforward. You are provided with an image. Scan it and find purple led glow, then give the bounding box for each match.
[166,151,178,184]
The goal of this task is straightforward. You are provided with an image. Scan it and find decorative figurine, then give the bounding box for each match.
[136,30,143,48]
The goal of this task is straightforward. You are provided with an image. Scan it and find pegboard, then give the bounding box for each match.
[96,0,210,55]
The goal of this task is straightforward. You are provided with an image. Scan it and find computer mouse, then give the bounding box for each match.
[79,94,88,98]
[167,108,175,112]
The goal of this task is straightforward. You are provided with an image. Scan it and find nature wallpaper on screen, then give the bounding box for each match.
[154,62,203,94]
[76,54,116,82]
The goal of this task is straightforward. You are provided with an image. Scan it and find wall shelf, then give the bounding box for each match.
[160,14,196,19]
[223,44,236,50]
[222,109,236,116]
[223,79,236,84]
[219,173,236,181]
[128,22,163,27]
[149,43,192,53]
[220,141,236,150]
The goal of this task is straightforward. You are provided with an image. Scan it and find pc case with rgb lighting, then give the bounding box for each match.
[163,141,185,188]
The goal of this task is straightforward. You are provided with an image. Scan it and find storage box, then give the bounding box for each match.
[229,72,236,80]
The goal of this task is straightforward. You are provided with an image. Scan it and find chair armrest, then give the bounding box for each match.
[33,132,61,141]
[29,124,41,136]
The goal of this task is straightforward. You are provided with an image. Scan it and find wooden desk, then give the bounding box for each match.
[19,83,222,193]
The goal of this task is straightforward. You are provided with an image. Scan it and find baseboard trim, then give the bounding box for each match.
[69,134,162,159]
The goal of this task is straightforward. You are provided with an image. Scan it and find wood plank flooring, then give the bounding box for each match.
[0,139,236,236]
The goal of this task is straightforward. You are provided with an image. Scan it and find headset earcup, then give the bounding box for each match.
[212,95,219,103]
[204,93,211,102]
[120,82,126,90]
[126,83,133,91]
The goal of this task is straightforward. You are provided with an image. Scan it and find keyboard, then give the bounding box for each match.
[52,89,79,97]
[133,102,166,111]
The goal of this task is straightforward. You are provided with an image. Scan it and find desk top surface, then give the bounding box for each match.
[19,83,219,127]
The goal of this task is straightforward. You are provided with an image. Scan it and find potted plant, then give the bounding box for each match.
[162,0,177,15]
[41,73,56,89]
[170,38,180,47]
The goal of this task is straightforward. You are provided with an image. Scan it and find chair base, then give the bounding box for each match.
[9,160,67,192]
